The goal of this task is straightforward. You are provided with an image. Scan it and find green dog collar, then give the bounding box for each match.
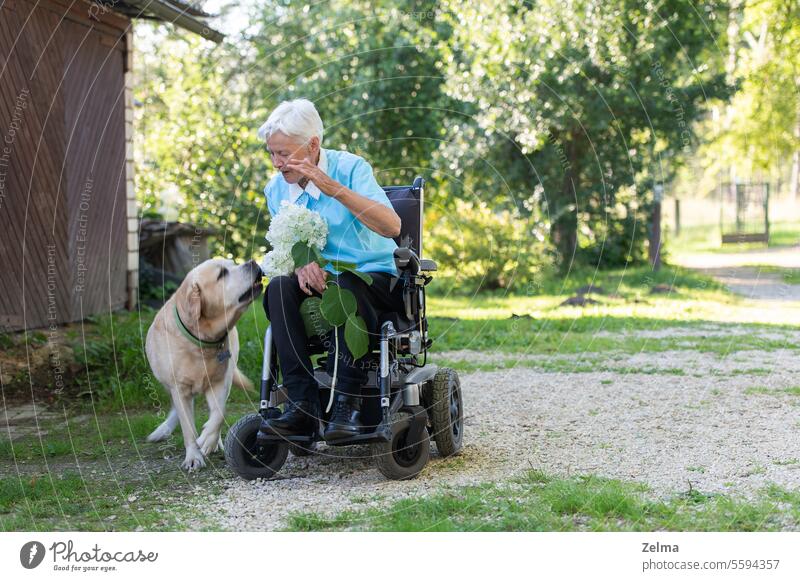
[173,304,227,349]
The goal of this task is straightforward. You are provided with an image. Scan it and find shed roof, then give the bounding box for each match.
[105,0,225,43]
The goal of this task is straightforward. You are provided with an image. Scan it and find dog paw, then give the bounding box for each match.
[181,451,206,471]
[198,434,220,457]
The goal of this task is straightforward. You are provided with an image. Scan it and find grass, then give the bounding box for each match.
[425,263,799,360]
[12,265,800,392]
[0,400,264,466]
[665,220,800,256]
[429,319,794,359]
[0,470,187,531]
[748,265,800,284]
[744,386,800,397]
[6,263,798,416]
[0,406,244,531]
[429,353,778,376]
[0,442,223,531]
[427,264,800,328]
[284,469,799,532]
[2,263,800,531]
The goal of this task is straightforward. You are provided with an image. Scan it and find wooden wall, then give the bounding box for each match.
[0,0,130,331]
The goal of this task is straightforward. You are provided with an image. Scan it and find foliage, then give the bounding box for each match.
[134,1,455,269]
[286,241,372,359]
[436,0,729,267]
[697,0,800,182]
[426,198,553,293]
[133,0,800,290]
[133,28,271,261]
[242,0,456,185]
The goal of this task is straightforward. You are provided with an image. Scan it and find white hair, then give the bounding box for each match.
[257,98,324,145]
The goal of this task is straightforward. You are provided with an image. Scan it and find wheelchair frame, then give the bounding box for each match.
[256,306,437,446]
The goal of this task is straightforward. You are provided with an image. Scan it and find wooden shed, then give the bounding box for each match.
[0,0,221,332]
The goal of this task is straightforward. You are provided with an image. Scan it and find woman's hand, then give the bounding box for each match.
[284,157,333,192]
[295,262,329,295]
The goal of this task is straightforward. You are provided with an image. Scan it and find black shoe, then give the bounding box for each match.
[323,395,363,440]
[262,400,318,437]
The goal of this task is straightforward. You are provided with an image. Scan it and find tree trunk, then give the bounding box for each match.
[552,213,577,265]
[649,200,662,271]
[551,138,578,267]
[790,114,799,202]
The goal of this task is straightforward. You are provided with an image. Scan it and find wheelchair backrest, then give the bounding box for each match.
[382,176,425,257]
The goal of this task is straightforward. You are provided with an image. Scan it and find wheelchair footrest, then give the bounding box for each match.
[257,431,317,444]
[324,427,391,446]
[256,426,392,446]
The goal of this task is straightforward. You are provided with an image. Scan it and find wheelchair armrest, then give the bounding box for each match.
[420,259,437,271]
[393,247,420,274]
[394,247,437,275]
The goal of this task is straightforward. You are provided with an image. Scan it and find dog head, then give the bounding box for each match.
[176,258,263,338]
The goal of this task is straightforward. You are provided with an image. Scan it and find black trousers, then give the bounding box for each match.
[263,271,405,403]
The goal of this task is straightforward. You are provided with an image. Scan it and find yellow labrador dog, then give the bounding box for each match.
[146,258,263,470]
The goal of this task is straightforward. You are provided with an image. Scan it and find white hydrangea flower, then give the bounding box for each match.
[260,200,329,278]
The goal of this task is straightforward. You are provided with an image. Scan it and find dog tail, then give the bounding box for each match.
[232,366,255,391]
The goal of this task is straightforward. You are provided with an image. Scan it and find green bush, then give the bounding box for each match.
[426,199,553,294]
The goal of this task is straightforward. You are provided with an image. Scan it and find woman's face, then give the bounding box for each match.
[266,131,319,184]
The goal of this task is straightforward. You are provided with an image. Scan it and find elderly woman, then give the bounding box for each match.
[258,98,405,440]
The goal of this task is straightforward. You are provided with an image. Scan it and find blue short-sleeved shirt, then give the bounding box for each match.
[264,148,398,276]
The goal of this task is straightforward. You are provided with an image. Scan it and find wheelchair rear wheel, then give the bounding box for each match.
[224,414,288,480]
[424,367,464,457]
[372,411,430,480]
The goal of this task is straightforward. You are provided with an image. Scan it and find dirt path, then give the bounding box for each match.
[676,246,800,301]
[1,403,65,440]
[699,267,800,301]
[184,347,800,531]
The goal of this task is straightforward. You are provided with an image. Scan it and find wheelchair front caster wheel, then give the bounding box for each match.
[424,367,464,457]
[224,414,288,480]
[372,411,430,480]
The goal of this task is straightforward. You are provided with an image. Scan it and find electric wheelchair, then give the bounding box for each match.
[224,177,464,480]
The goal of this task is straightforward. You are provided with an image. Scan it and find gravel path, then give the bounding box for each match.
[184,347,800,531]
[676,246,800,300]
[700,267,800,301]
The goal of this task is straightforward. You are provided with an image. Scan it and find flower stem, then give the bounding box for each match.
[326,326,339,413]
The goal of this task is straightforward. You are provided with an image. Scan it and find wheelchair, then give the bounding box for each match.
[224,177,464,480]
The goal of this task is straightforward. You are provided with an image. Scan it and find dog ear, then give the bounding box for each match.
[187,281,202,322]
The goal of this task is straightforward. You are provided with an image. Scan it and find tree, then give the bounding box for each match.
[698,0,800,196]
[135,1,457,264]
[134,27,271,261]
[243,0,454,185]
[437,0,728,267]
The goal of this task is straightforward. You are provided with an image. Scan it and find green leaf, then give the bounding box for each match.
[326,259,373,285]
[344,313,369,360]
[348,270,373,286]
[291,241,317,268]
[299,297,333,337]
[330,259,358,271]
[320,286,357,326]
